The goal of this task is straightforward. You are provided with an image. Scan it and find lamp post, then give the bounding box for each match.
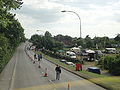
[36,30,45,36]
[61,10,82,38]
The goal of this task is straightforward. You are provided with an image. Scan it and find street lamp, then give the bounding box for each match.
[61,10,82,38]
[36,30,45,36]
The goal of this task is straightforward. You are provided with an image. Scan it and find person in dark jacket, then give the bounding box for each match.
[34,53,37,60]
[55,65,61,80]
[38,53,42,68]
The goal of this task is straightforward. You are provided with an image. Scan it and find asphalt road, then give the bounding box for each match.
[0,43,106,90]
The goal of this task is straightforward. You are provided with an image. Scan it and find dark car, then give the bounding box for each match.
[87,67,101,74]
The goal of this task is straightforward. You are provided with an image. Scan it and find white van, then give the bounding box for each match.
[105,48,116,54]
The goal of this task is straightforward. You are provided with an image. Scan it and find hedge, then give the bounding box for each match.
[99,54,120,75]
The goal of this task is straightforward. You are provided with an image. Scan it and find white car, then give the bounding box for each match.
[66,62,75,66]
[60,59,67,63]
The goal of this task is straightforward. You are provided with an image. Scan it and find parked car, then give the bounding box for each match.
[95,50,103,55]
[66,62,75,66]
[87,67,101,74]
[60,59,67,63]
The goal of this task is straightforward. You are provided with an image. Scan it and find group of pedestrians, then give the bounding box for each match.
[34,53,62,80]
[34,53,42,60]
[34,53,42,67]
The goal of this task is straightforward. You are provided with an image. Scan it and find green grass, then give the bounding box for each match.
[36,51,120,90]
[43,54,75,70]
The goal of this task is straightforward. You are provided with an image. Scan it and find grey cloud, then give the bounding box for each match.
[51,0,118,10]
[16,5,63,23]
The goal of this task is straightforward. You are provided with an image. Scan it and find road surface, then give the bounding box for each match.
[0,43,106,90]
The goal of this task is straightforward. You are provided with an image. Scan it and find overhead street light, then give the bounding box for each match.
[36,30,45,36]
[61,10,82,38]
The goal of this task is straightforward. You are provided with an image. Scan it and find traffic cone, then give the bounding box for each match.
[44,68,48,77]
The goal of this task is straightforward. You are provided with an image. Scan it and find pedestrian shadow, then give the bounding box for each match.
[50,79,61,83]
[51,79,56,82]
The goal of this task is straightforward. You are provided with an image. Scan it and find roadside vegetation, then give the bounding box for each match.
[98,54,120,75]
[0,0,25,72]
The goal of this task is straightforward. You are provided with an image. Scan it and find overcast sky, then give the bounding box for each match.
[13,0,120,38]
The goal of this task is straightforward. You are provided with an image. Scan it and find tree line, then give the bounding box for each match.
[54,34,120,49]
[30,31,120,52]
[29,31,63,52]
[0,0,25,72]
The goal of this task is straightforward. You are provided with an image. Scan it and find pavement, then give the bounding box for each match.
[0,42,106,90]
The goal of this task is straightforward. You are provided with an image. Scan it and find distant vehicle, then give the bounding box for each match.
[70,47,81,54]
[87,67,101,74]
[86,49,95,61]
[30,46,36,50]
[66,51,76,59]
[95,50,103,55]
[60,59,67,63]
[105,48,116,54]
[66,62,75,66]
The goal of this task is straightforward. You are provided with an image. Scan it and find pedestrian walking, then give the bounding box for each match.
[34,53,37,60]
[55,65,61,80]
[38,53,42,68]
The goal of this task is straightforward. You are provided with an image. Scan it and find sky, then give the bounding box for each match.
[12,0,120,39]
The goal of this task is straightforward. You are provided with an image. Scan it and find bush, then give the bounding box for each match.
[100,54,120,75]
[109,54,120,75]
[0,34,16,73]
[0,35,10,72]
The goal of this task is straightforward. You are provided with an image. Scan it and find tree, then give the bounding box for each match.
[93,36,113,48]
[84,35,94,48]
[0,0,25,72]
[114,34,120,42]
[0,0,23,27]
[45,31,52,38]
[0,34,10,72]
[0,0,25,48]
[30,31,64,52]
[54,34,73,46]
[52,40,63,52]
[73,38,84,47]
[29,34,39,46]
[0,0,23,10]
